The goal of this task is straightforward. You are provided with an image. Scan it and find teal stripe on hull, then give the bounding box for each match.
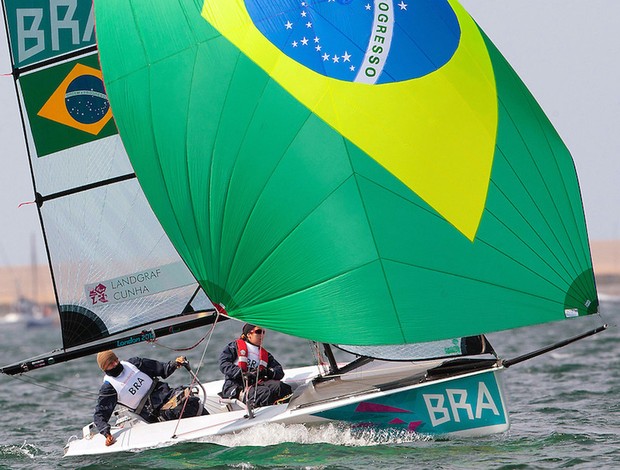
[313,369,509,435]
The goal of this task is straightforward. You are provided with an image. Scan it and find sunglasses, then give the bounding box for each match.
[250,329,265,335]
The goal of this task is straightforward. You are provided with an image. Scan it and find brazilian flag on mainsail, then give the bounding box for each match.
[93,0,597,346]
[19,53,117,157]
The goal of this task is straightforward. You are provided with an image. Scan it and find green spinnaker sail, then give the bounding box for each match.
[93,0,598,345]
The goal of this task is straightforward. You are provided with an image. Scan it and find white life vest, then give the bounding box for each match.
[104,361,154,411]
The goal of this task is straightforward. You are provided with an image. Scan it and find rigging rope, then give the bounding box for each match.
[144,326,213,352]
[193,311,221,377]
[170,311,221,438]
[7,373,100,400]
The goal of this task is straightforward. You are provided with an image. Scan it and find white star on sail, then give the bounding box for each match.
[285,21,293,30]
[342,51,351,62]
[398,1,408,10]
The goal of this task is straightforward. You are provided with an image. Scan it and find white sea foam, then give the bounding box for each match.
[204,423,431,448]
[0,442,38,459]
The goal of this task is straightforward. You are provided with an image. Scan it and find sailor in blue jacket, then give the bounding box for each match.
[219,324,292,407]
[94,350,202,446]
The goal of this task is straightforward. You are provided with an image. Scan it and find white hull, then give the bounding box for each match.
[65,359,509,456]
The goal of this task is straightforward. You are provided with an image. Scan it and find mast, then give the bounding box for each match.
[321,343,339,375]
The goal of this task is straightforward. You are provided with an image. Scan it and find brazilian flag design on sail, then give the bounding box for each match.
[93,0,597,346]
[244,0,460,83]
[201,0,497,240]
[19,54,117,157]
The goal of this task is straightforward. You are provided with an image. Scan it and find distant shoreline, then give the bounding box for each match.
[591,240,620,297]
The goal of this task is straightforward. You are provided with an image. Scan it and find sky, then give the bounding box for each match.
[0,0,619,268]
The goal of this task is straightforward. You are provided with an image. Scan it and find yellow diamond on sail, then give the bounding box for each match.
[201,0,497,240]
[38,63,112,135]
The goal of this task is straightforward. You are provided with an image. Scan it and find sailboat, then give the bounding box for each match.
[1,0,607,457]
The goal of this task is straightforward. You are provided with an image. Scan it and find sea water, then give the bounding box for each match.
[0,300,618,469]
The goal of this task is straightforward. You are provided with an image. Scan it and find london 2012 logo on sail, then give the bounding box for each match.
[244,0,460,84]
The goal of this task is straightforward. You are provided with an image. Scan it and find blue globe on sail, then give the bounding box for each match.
[65,75,110,125]
[244,0,460,83]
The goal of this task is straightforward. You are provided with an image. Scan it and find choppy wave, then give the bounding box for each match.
[1,307,619,469]
[0,442,40,460]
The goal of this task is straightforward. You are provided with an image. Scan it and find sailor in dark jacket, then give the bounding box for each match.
[94,350,202,447]
[219,324,292,407]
